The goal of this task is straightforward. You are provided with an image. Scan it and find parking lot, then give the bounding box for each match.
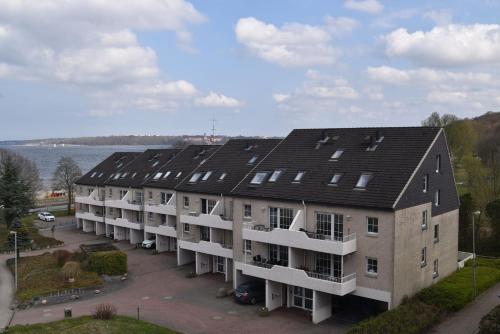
[10,227,353,334]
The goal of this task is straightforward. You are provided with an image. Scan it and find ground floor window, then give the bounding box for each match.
[292,286,313,311]
[215,256,225,273]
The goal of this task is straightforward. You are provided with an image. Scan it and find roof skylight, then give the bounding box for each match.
[144,173,150,179]
[248,156,258,164]
[153,172,162,180]
[219,173,227,181]
[202,171,213,181]
[293,171,305,183]
[250,172,268,185]
[175,172,182,178]
[330,149,344,160]
[269,170,283,182]
[189,172,202,183]
[152,161,159,167]
[329,173,342,185]
[355,173,372,189]
[90,172,97,178]
[113,173,121,180]
[163,171,171,179]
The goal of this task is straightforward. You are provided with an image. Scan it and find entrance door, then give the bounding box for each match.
[292,286,313,311]
[215,256,225,273]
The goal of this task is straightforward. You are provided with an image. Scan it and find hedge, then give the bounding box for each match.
[348,260,500,334]
[89,251,127,275]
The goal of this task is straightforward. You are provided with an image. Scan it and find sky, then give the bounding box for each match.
[0,0,500,140]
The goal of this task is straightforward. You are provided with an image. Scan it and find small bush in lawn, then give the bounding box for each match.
[92,303,117,320]
[61,261,81,280]
[89,251,127,275]
[53,250,72,267]
[479,305,500,334]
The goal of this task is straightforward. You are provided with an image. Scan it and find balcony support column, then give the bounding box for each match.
[95,221,105,235]
[312,290,332,324]
[265,280,283,311]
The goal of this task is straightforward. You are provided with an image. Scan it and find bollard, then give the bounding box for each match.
[64,308,72,318]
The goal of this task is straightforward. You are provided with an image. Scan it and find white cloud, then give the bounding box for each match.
[344,0,384,14]
[324,16,359,35]
[195,91,244,108]
[426,90,467,104]
[235,17,337,67]
[383,24,500,67]
[372,9,418,29]
[423,9,453,26]
[273,94,290,103]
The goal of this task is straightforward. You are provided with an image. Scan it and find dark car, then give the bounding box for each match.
[234,281,265,305]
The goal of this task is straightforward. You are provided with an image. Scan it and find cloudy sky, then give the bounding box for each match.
[0,0,499,140]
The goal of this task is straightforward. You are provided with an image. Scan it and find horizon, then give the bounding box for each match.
[1,0,500,140]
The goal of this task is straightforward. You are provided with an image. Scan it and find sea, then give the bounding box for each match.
[0,144,168,190]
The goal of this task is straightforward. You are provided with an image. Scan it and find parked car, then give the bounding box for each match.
[234,281,265,305]
[38,212,55,222]
[142,238,156,249]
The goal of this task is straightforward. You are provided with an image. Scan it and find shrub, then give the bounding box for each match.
[479,305,500,334]
[89,251,127,275]
[92,303,117,320]
[61,261,81,280]
[53,250,72,267]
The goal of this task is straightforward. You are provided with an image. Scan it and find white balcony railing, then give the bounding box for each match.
[76,211,104,223]
[144,193,176,215]
[75,189,104,206]
[180,200,233,230]
[144,223,177,238]
[106,217,144,230]
[178,239,233,258]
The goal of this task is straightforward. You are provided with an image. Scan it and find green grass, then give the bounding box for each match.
[12,252,102,302]
[6,315,178,334]
[348,259,500,334]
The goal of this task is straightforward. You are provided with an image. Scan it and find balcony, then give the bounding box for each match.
[178,239,233,258]
[106,191,144,211]
[106,217,144,230]
[75,211,104,223]
[235,258,356,296]
[180,201,232,230]
[145,223,177,238]
[144,193,176,216]
[242,211,356,255]
[75,189,104,206]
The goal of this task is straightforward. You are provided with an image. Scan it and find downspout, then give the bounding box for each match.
[302,200,307,267]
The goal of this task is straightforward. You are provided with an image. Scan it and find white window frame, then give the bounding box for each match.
[243,240,252,255]
[244,204,252,218]
[423,174,429,193]
[422,210,428,230]
[434,224,440,243]
[183,196,190,209]
[366,257,378,276]
[435,189,441,207]
[433,259,439,278]
[367,217,379,235]
[183,223,190,234]
[421,247,427,267]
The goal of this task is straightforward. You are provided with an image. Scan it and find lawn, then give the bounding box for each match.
[6,316,178,334]
[11,252,102,302]
[348,257,500,334]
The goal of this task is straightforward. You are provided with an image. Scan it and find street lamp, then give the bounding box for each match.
[472,210,480,299]
[9,231,17,290]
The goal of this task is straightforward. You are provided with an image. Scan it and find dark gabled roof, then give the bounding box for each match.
[105,148,181,188]
[76,152,140,186]
[143,145,221,190]
[175,139,282,195]
[231,127,441,209]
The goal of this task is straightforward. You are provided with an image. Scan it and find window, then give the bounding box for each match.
[175,171,182,178]
[315,252,331,275]
[293,171,305,183]
[433,259,439,277]
[293,287,313,311]
[422,210,428,230]
[421,247,427,267]
[435,189,441,207]
[436,155,441,173]
[269,207,294,229]
[153,172,162,180]
[152,161,159,167]
[108,188,113,197]
[329,173,342,185]
[160,214,166,225]
[183,196,189,208]
[201,198,216,214]
[189,172,202,183]
[356,173,372,189]
[367,217,379,234]
[148,212,153,221]
[330,149,344,160]
[248,156,258,164]
[91,172,97,178]
[131,172,137,178]
[423,174,429,192]
[183,223,190,233]
[144,173,150,180]
[160,192,167,204]
[269,244,288,266]
[201,171,213,181]
[367,257,378,275]
[316,213,332,237]
[200,226,210,241]
[148,191,153,200]
[243,240,252,254]
[250,172,268,185]
[113,173,120,180]
[244,204,252,218]
[434,224,440,242]
[119,190,127,200]
[121,172,128,178]
[269,170,283,182]
[218,173,227,181]
[216,256,225,273]
[163,171,171,179]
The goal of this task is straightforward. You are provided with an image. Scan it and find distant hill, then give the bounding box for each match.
[469,111,500,131]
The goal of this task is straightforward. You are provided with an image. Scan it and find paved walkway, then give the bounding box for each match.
[0,256,14,330]
[430,282,500,334]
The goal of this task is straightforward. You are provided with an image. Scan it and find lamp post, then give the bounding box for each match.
[472,210,480,299]
[9,231,17,290]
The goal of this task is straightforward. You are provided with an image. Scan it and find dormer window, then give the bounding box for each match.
[248,156,258,164]
[250,172,269,185]
[189,172,202,183]
[202,171,213,181]
[329,173,342,185]
[355,173,372,189]
[153,172,162,180]
[269,170,283,182]
[293,171,305,183]
[175,171,182,178]
[219,173,227,181]
[330,149,344,160]
[163,171,171,179]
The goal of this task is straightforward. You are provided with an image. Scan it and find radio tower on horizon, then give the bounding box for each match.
[211,117,216,143]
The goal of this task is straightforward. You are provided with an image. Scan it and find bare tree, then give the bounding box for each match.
[52,157,82,214]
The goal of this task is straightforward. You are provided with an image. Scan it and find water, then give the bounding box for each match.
[0,144,167,189]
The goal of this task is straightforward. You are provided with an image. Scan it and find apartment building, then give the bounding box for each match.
[75,152,140,234]
[103,149,180,243]
[230,127,458,323]
[175,139,281,282]
[142,145,220,253]
[74,127,459,324]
